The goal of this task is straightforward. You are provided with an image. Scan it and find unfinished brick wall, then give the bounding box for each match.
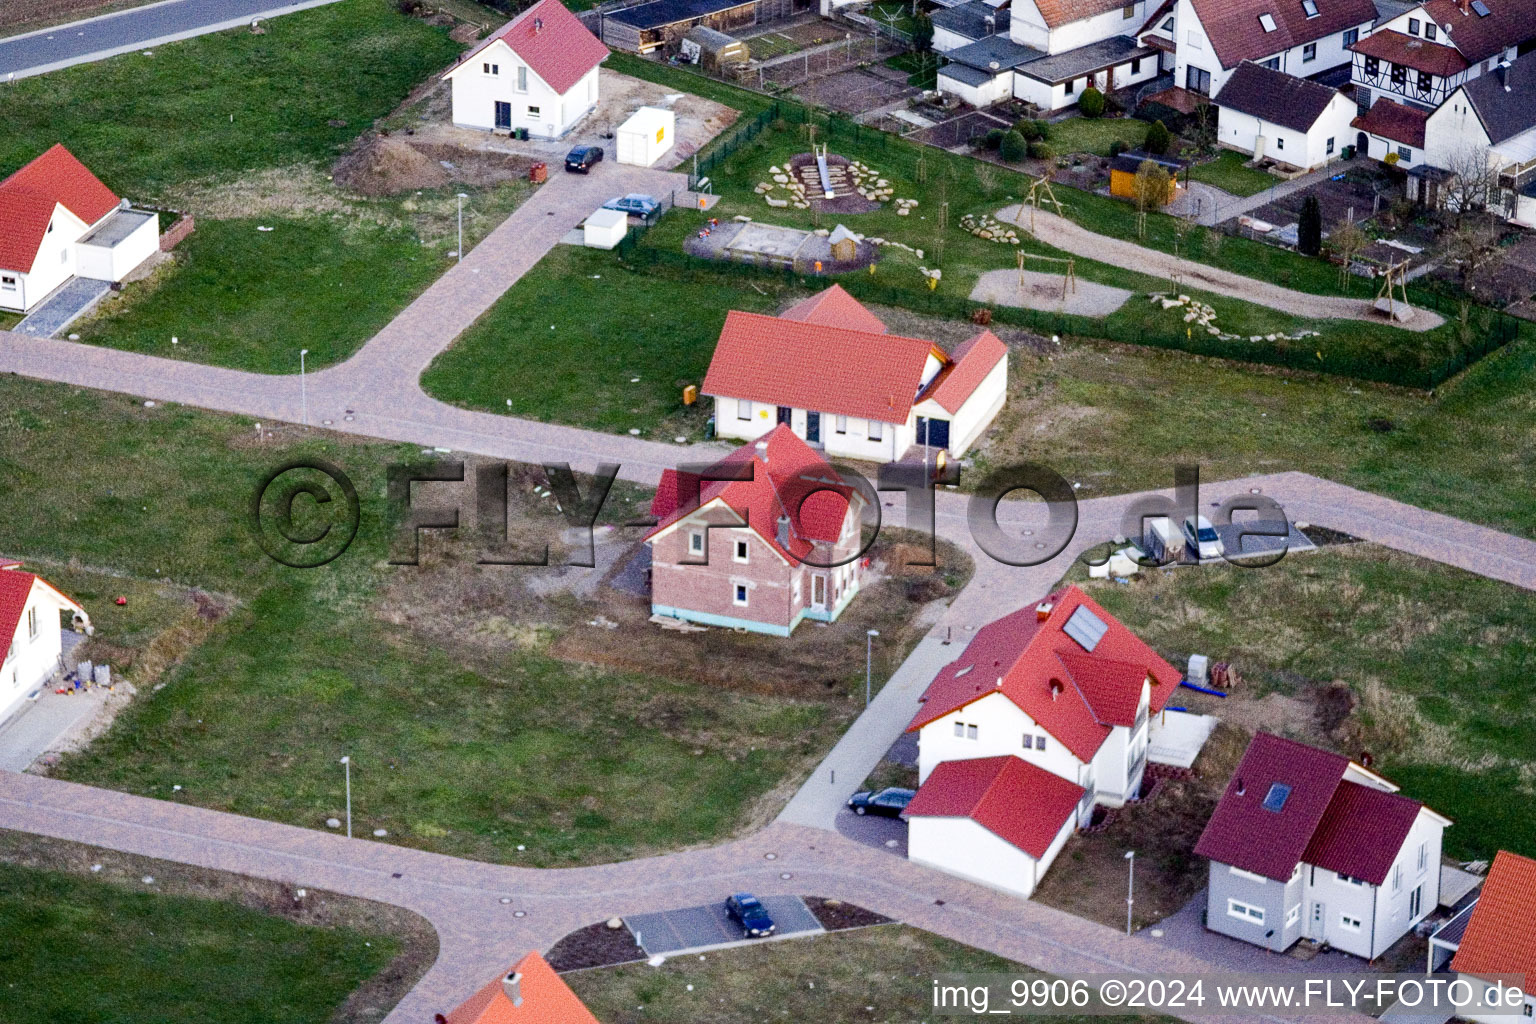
[159,215,195,252]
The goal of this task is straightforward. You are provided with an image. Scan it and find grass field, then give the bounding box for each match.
[0,852,398,1024]
[1186,149,1281,198]
[1068,545,1536,861]
[2,376,961,867]
[1047,116,1153,158]
[570,924,1175,1023]
[0,0,461,196]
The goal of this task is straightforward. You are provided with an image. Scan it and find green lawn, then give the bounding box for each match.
[885,51,940,89]
[74,216,445,372]
[2,376,954,867]
[1185,149,1281,198]
[0,859,396,1024]
[1067,545,1536,861]
[1047,116,1151,157]
[0,0,461,197]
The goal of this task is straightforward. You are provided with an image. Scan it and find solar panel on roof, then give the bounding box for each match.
[1470,0,1490,13]
[1263,782,1292,812]
[1063,605,1109,652]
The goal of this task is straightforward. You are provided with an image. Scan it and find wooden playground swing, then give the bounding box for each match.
[1017,251,1077,299]
[1014,174,1066,232]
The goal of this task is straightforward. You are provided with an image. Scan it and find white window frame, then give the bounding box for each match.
[1036,735,1046,751]
[1302,42,1317,62]
[1227,899,1265,924]
[1286,904,1301,926]
[527,105,541,118]
[516,65,528,92]
[966,724,978,740]
[1339,914,1363,932]
[27,607,38,639]
[689,531,704,555]
[867,419,883,442]
[835,414,848,434]
[1022,734,1034,749]
[733,583,749,606]
[483,61,499,75]
[954,721,965,738]
[733,538,749,564]
[737,399,752,421]
[1336,872,1366,887]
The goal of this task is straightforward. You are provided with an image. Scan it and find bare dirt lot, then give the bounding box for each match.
[791,64,919,116]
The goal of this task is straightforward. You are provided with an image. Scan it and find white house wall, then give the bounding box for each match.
[933,25,975,52]
[917,691,1097,798]
[711,396,909,462]
[1011,0,1149,54]
[1,581,70,725]
[1016,54,1159,110]
[1176,0,1368,96]
[943,355,1008,457]
[939,68,1014,107]
[908,814,1069,900]
[77,211,158,283]
[1423,92,1495,169]
[1368,808,1444,956]
[1218,96,1354,169]
[448,43,598,137]
[0,202,85,313]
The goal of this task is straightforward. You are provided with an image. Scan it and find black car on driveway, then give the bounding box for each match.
[846,787,915,817]
[724,893,776,937]
[565,145,603,173]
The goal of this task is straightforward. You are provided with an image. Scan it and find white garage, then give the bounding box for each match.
[616,107,675,167]
[583,207,630,250]
[76,209,159,283]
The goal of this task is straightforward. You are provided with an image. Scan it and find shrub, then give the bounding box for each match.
[983,127,1006,151]
[1108,139,1127,158]
[912,12,934,51]
[1016,119,1049,141]
[1027,141,1054,161]
[1144,119,1173,155]
[1000,130,1029,162]
[1078,86,1106,118]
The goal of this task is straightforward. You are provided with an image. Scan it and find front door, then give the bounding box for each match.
[806,411,820,444]
[777,406,792,426]
[1356,131,1368,158]
[494,101,513,130]
[1309,901,1326,941]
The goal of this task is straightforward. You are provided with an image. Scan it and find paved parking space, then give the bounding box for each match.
[834,806,907,856]
[626,895,822,955]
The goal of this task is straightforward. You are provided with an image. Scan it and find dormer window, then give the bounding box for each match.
[1259,13,1277,30]
[1301,0,1318,17]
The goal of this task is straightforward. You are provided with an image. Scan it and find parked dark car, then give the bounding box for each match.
[565,145,603,173]
[847,787,915,817]
[724,893,776,937]
[602,193,660,217]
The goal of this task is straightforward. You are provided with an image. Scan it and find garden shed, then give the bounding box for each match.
[828,224,858,261]
[681,25,750,70]
[616,107,676,167]
[584,207,630,249]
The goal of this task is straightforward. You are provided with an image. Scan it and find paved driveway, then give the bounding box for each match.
[626,896,822,955]
[0,0,342,79]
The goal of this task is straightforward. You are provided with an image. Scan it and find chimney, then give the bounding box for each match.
[534,16,544,31]
[1498,60,1512,90]
[1235,777,1246,795]
[1457,0,1468,14]
[776,514,791,548]
[755,439,769,461]
[1035,601,1054,621]
[1049,679,1063,701]
[503,972,523,1008]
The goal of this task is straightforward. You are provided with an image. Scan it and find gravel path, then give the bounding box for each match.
[996,205,1446,331]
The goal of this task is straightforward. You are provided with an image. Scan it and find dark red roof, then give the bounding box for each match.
[703,307,939,425]
[1419,0,1536,64]
[447,0,608,95]
[1303,779,1424,886]
[1214,62,1347,133]
[905,755,1085,859]
[1451,850,1536,993]
[646,424,855,563]
[922,330,1007,415]
[1350,29,1469,75]
[1189,0,1377,69]
[907,586,1180,762]
[1352,98,1430,148]
[0,144,120,273]
[1195,732,1348,881]
[779,283,888,334]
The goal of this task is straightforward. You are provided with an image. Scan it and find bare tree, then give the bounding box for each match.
[1445,212,1505,291]
[1328,218,1368,291]
[1438,145,1503,228]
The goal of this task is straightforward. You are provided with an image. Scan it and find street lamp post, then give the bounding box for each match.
[340,756,352,839]
[1125,849,1136,935]
[456,192,469,262]
[299,348,309,428]
[865,629,880,706]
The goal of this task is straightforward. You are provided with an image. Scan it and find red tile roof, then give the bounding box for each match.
[1350,29,1469,75]
[1419,0,1536,64]
[1195,732,1439,884]
[907,586,1179,762]
[779,283,888,334]
[446,0,608,95]
[703,308,939,425]
[647,424,855,564]
[1352,98,1430,148]
[1451,850,1536,994]
[1035,0,1142,29]
[905,754,1085,859]
[1195,732,1348,881]
[1188,0,1377,70]
[0,570,37,647]
[1303,779,1424,886]
[921,330,1007,415]
[0,144,120,273]
[444,951,600,1024]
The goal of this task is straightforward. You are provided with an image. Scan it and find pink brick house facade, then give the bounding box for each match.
[646,425,867,636]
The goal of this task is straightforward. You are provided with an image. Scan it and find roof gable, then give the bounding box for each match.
[1033,0,1143,28]
[1189,0,1377,68]
[0,571,39,645]
[905,754,1085,858]
[445,0,608,95]
[1352,96,1431,147]
[444,951,600,1024]
[921,330,1007,415]
[0,144,120,273]
[1451,850,1536,993]
[779,283,888,334]
[1419,0,1536,63]
[907,586,1179,761]
[1302,779,1425,885]
[1214,62,1346,131]
[646,424,857,563]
